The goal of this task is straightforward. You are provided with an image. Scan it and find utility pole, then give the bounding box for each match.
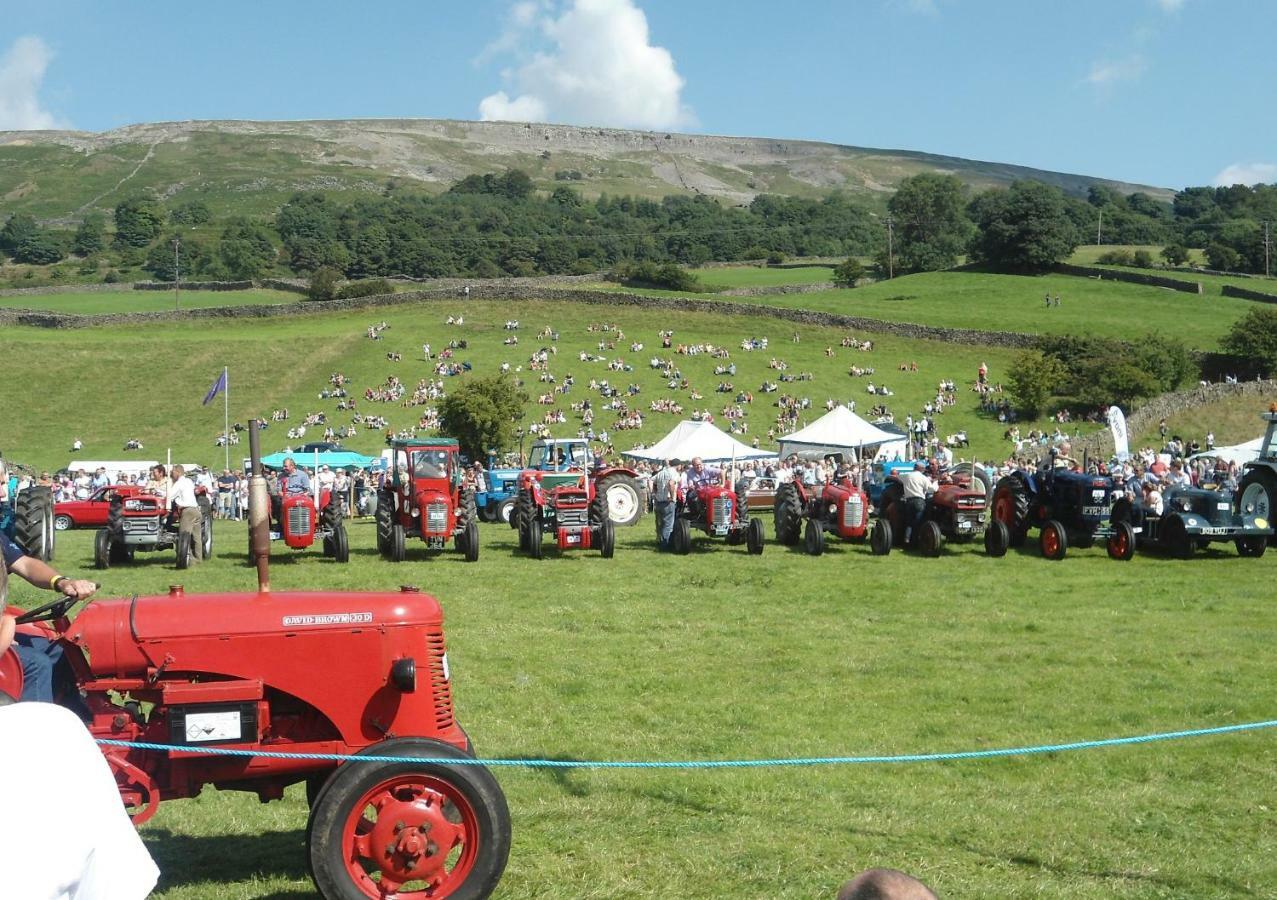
[173,237,181,310]
[885,216,894,279]
[1096,209,1103,246]
[1265,220,1271,278]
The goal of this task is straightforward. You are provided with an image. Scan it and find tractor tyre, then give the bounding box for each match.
[463,520,479,563]
[93,529,111,570]
[306,737,511,900]
[992,476,1031,548]
[804,518,825,556]
[1163,513,1194,560]
[1110,497,1135,527]
[1236,535,1267,558]
[671,517,691,555]
[389,523,406,563]
[878,481,905,550]
[773,481,803,547]
[527,517,543,559]
[984,519,1010,557]
[458,486,477,530]
[109,538,133,565]
[375,490,394,556]
[1039,519,1067,561]
[1107,521,1136,561]
[746,517,765,555]
[589,493,607,529]
[496,498,515,525]
[918,520,943,558]
[735,479,750,520]
[175,532,194,570]
[202,509,214,560]
[1236,467,1277,546]
[322,535,334,558]
[599,519,615,559]
[332,524,350,564]
[596,473,643,527]
[513,488,535,535]
[14,487,52,561]
[870,518,892,556]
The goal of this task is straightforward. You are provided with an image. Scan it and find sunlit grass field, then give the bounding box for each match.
[20,519,1277,899]
[0,288,298,314]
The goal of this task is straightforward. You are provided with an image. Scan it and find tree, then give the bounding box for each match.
[0,214,37,253]
[1222,307,1277,372]
[170,200,212,226]
[1205,241,1241,272]
[439,375,529,460]
[72,214,106,256]
[1006,350,1068,417]
[887,173,973,273]
[832,257,866,288]
[12,231,64,265]
[217,219,276,278]
[113,196,164,248]
[306,266,341,301]
[1161,243,1190,266]
[968,180,1079,272]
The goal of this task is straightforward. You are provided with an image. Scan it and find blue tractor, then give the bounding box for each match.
[991,452,1135,561]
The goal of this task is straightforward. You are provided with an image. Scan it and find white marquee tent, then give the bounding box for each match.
[777,405,907,460]
[1188,436,1263,466]
[623,420,776,464]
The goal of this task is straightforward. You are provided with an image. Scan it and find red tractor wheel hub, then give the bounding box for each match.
[344,774,479,897]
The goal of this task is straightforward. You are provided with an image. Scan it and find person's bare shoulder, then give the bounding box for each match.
[837,867,939,900]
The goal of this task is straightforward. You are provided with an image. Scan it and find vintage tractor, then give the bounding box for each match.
[94,490,213,570]
[874,463,1009,557]
[1111,485,1271,558]
[670,478,764,555]
[495,437,645,527]
[260,486,349,564]
[1,458,55,561]
[991,453,1134,561]
[376,438,479,562]
[1233,407,1277,547]
[514,470,616,558]
[1,425,512,899]
[772,475,870,556]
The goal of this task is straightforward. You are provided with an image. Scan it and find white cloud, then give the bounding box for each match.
[478,0,694,131]
[0,36,67,130]
[1213,163,1277,187]
[1083,55,1146,87]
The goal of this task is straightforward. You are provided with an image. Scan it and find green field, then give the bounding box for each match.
[0,288,298,314]
[1131,390,1277,450]
[0,298,1049,473]
[18,517,1276,899]
[694,264,836,290]
[1068,245,1208,267]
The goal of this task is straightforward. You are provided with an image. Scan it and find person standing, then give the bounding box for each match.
[652,458,680,551]
[897,462,938,545]
[168,465,203,562]
[216,469,236,519]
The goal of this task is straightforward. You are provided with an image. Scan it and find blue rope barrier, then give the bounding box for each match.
[96,718,1277,769]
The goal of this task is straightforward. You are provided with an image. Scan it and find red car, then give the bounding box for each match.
[54,484,149,531]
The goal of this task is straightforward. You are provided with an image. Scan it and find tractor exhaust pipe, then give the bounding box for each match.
[248,420,271,593]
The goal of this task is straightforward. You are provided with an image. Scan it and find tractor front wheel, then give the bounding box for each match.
[598,519,615,558]
[306,737,511,900]
[671,517,691,555]
[463,520,480,563]
[1163,513,1195,560]
[992,476,1031,548]
[918,520,943,557]
[1108,521,1136,561]
[773,481,803,546]
[332,524,350,564]
[389,523,406,563]
[175,532,194,570]
[1236,535,1267,558]
[870,518,892,556]
[93,529,111,570]
[1039,519,1067,560]
[984,519,1010,557]
[746,517,765,555]
[804,518,825,556]
[526,517,543,559]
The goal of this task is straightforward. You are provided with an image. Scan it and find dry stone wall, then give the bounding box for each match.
[1052,263,1202,294]
[1221,284,1277,304]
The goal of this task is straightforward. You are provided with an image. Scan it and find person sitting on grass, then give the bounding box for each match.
[837,867,938,900]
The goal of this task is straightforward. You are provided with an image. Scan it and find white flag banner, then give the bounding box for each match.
[1108,405,1130,461]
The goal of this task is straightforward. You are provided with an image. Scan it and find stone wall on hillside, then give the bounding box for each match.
[1221,284,1277,304]
[718,283,835,297]
[0,282,135,297]
[1053,263,1203,294]
[133,280,254,291]
[1069,379,1277,459]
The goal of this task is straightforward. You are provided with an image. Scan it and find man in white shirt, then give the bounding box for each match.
[897,462,938,545]
[169,464,203,561]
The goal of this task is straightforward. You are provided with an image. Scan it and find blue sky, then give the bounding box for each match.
[1,0,1273,190]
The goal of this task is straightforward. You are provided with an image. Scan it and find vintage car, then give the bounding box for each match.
[53,484,150,531]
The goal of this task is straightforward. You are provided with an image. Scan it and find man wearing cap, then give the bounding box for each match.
[897,461,938,546]
[652,458,680,550]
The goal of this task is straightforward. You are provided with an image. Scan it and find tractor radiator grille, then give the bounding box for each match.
[286,504,312,536]
[557,507,588,528]
[426,502,448,532]
[425,628,454,731]
[712,497,732,527]
[842,494,864,528]
[123,517,160,535]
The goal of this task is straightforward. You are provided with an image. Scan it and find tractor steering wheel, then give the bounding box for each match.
[15,588,96,625]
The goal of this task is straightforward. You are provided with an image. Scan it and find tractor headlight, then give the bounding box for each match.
[390,657,416,693]
[829,503,837,516]
[1256,517,1269,530]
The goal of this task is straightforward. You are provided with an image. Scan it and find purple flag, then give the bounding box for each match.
[202,369,227,406]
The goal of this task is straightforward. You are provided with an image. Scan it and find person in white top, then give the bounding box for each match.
[169,465,203,561]
[897,462,939,545]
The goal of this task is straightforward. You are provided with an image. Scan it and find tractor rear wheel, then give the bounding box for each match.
[1163,513,1195,560]
[463,520,479,563]
[93,529,111,570]
[746,517,765,555]
[375,490,394,556]
[598,519,615,558]
[512,489,534,534]
[992,476,1031,548]
[870,518,892,556]
[1236,468,1276,546]
[918,520,943,557]
[1108,521,1136,561]
[457,486,477,530]
[496,498,515,525]
[671,517,691,555]
[984,520,1010,557]
[804,518,825,556]
[1039,519,1067,560]
[306,737,511,900]
[175,532,194,570]
[14,487,54,561]
[1236,535,1267,558]
[596,473,643,527]
[332,524,350,564]
[527,517,543,559]
[772,482,803,546]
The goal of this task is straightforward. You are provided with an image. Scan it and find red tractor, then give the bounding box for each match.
[772,475,870,556]
[376,439,479,563]
[670,479,764,555]
[94,490,213,570]
[874,463,1009,557]
[514,470,616,558]
[264,485,350,563]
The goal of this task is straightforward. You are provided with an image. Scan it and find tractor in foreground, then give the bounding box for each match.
[874,463,1009,557]
[94,490,213,570]
[773,475,870,556]
[376,438,479,562]
[991,453,1134,561]
[670,478,764,555]
[1233,407,1277,548]
[1111,486,1271,558]
[514,470,616,558]
[0,422,512,899]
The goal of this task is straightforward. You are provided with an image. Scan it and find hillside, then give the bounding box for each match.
[0,118,1173,224]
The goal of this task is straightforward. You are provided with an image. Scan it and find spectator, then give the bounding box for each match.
[837,868,938,900]
[169,465,204,562]
[216,469,236,519]
[652,458,680,551]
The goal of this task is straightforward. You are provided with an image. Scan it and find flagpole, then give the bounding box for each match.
[223,366,230,472]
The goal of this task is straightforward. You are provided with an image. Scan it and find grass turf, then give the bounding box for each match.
[0,289,298,314]
[21,518,1277,899]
